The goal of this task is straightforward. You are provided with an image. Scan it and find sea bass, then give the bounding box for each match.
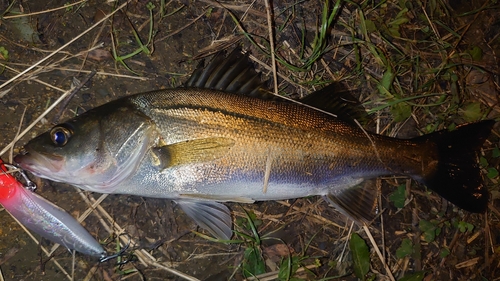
[15,50,494,241]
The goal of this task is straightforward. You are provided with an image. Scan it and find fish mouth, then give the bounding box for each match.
[14,150,65,177]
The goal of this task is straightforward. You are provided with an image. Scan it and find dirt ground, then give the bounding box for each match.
[0,0,499,280]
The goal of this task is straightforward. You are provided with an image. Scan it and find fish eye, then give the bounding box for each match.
[50,125,73,146]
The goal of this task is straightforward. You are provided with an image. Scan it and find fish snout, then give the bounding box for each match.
[14,150,64,175]
[13,154,36,174]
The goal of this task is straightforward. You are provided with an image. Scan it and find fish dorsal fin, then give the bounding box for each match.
[324,180,379,224]
[176,199,233,240]
[186,48,369,121]
[185,48,273,99]
[151,137,235,169]
[299,83,370,126]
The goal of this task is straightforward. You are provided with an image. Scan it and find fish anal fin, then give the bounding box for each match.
[324,180,379,224]
[152,137,235,169]
[176,200,233,240]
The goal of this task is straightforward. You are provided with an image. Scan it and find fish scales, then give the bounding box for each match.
[115,88,436,198]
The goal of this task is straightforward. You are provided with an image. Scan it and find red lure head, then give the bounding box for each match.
[0,159,19,200]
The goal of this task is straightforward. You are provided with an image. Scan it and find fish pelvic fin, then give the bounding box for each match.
[176,200,233,241]
[415,120,495,213]
[324,180,380,223]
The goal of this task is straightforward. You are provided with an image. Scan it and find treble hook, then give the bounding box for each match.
[99,233,132,263]
[3,164,36,191]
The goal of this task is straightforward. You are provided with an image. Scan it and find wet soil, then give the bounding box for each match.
[0,0,499,281]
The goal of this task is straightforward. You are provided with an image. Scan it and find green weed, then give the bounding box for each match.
[419,219,441,243]
[349,233,371,281]
[111,2,157,74]
[389,184,407,209]
[396,238,414,259]
[398,271,426,281]
[480,146,500,181]
[0,46,8,73]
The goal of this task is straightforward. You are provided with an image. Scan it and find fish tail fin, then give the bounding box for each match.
[415,120,495,213]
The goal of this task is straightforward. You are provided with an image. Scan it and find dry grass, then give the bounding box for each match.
[0,0,499,280]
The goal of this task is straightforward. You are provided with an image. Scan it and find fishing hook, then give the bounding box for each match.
[99,233,132,263]
[3,164,36,191]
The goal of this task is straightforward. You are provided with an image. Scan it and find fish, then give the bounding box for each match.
[0,159,105,257]
[14,49,494,241]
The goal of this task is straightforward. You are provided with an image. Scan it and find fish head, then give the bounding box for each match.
[15,102,155,193]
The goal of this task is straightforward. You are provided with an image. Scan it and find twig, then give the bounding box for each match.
[9,106,26,162]
[264,0,278,96]
[363,224,395,281]
[84,194,200,280]
[2,0,88,19]
[19,42,101,56]
[54,68,149,80]
[440,228,461,267]
[82,264,100,281]
[79,193,147,264]
[338,221,355,262]
[0,64,68,93]
[1,87,76,157]
[150,262,201,281]
[197,0,280,24]
[155,9,206,42]
[354,119,385,169]
[71,250,75,281]
[51,70,97,124]
[247,54,307,92]
[249,53,343,119]
[2,208,72,280]
[49,192,109,256]
[377,179,385,263]
[244,263,319,281]
[40,253,55,275]
[276,200,346,230]
[0,1,130,90]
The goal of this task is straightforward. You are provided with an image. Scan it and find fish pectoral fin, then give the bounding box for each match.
[176,200,233,240]
[152,137,235,169]
[179,193,255,204]
[324,180,380,224]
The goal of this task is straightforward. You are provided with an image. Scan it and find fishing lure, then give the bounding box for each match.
[0,159,106,257]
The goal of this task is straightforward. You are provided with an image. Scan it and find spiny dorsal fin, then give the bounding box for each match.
[324,180,380,224]
[187,49,370,122]
[299,83,371,126]
[185,48,273,99]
